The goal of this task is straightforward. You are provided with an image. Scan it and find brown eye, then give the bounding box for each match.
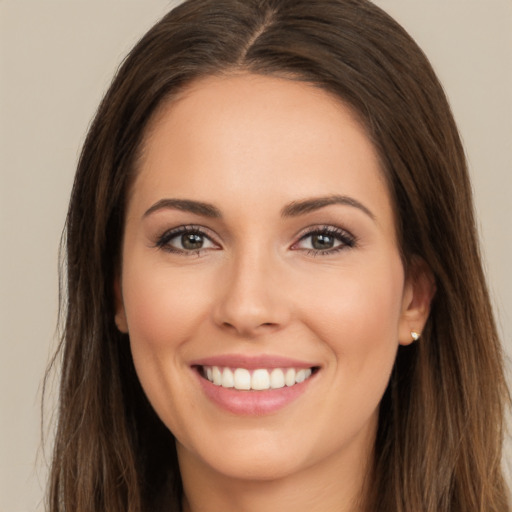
[156,227,219,254]
[310,233,336,250]
[293,227,356,254]
[181,233,205,250]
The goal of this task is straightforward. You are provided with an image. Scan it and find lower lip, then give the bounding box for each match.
[195,369,316,416]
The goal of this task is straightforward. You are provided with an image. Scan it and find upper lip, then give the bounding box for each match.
[190,354,319,370]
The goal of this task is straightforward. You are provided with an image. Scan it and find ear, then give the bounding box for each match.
[114,277,129,333]
[398,257,436,346]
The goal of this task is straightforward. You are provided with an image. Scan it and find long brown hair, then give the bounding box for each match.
[46,0,511,510]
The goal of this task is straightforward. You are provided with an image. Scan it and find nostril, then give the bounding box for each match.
[220,320,277,333]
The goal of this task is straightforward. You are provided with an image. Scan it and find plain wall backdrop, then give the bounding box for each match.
[0,1,510,510]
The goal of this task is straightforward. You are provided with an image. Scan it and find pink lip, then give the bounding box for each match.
[190,354,319,416]
[190,354,317,370]
[195,373,316,416]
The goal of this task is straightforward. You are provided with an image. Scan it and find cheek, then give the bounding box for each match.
[328,253,402,332]
[301,254,405,380]
[295,257,405,444]
[120,256,214,412]
[122,257,212,347]
[120,256,217,432]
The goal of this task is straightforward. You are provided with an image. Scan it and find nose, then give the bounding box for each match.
[212,248,291,338]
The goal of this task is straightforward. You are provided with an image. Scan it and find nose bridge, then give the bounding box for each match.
[213,241,289,336]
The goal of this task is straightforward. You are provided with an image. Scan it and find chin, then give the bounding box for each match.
[207,450,309,482]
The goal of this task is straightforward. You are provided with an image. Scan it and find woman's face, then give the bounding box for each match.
[116,74,425,483]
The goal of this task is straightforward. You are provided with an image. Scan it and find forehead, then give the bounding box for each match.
[130,73,394,228]
[141,73,375,170]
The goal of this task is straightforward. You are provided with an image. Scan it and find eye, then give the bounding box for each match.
[292,226,356,254]
[155,226,219,255]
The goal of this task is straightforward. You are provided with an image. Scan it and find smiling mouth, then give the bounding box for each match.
[197,365,319,391]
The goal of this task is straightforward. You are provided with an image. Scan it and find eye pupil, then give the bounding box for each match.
[312,234,334,250]
[182,233,204,250]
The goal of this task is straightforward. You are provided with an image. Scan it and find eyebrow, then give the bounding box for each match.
[143,198,221,218]
[143,194,374,220]
[281,195,375,220]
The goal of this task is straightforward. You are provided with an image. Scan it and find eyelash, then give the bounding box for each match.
[154,224,356,257]
[293,226,356,256]
[154,225,217,256]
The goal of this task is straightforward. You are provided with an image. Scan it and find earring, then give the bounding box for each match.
[411,331,420,341]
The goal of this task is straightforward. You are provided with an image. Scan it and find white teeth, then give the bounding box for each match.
[285,368,296,387]
[212,366,222,386]
[233,368,251,390]
[295,369,306,383]
[251,369,270,390]
[221,368,234,388]
[204,366,314,390]
[270,368,285,389]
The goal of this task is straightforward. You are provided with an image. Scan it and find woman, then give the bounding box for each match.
[46,0,511,510]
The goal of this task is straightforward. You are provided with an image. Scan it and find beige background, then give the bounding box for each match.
[0,1,510,510]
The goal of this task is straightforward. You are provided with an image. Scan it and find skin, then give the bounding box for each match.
[115,74,433,512]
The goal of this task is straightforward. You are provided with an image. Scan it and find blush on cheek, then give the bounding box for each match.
[123,261,209,346]
[310,276,402,343]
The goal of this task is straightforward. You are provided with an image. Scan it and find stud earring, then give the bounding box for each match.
[411,331,420,341]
